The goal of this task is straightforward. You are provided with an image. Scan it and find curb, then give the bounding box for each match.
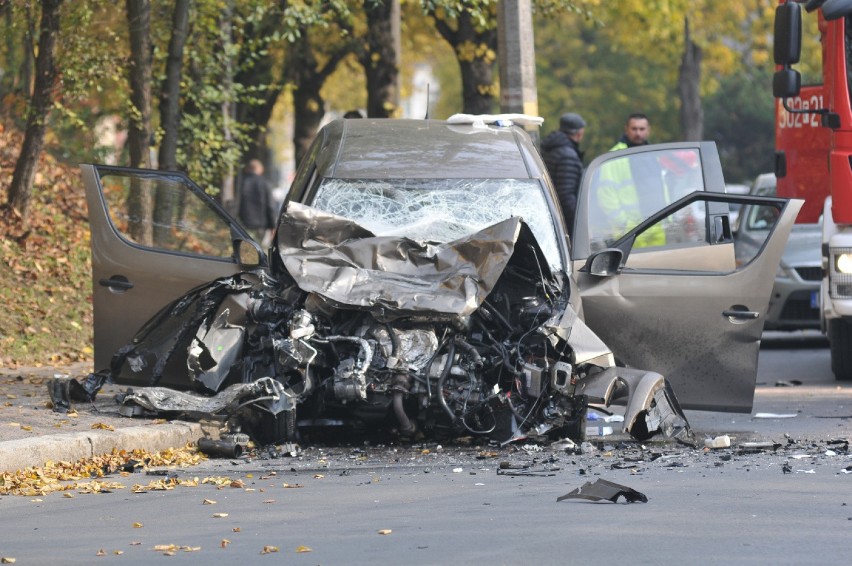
[0,421,204,473]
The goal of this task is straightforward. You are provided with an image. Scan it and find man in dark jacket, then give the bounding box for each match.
[540,112,586,230]
[238,159,277,245]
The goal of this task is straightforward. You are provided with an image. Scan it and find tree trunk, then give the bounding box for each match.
[362,0,398,118]
[678,17,703,141]
[151,0,190,245]
[158,0,190,172]
[125,0,153,245]
[433,11,497,115]
[6,0,63,224]
[287,27,348,168]
[234,7,283,164]
[126,0,153,169]
[219,0,236,206]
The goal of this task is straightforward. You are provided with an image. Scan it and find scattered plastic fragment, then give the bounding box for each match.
[550,438,576,451]
[738,442,782,453]
[774,380,802,387]
[753,413,797,418]
[557,479,648,504]
[704,435,731,449]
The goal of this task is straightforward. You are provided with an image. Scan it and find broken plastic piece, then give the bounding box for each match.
[704,435,731,449]
[753,412,797,418]
[557,479,648,504]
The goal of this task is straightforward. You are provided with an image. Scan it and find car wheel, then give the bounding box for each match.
[255,409,298,445]
[828,319,852,381]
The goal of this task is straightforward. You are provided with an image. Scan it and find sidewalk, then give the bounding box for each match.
[0,362,205,473]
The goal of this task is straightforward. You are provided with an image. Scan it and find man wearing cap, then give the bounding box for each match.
[540,112,586,231]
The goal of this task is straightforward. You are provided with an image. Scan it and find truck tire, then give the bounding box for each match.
[829,319,852,381]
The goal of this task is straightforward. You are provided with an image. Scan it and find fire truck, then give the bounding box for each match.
[773,0,852,380]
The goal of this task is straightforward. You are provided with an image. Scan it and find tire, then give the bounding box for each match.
[255,409,298,446]
[828,319,852,381]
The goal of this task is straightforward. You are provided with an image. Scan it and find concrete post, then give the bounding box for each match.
[497,0,539,134]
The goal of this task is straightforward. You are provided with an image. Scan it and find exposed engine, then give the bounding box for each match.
[238,261,587,444]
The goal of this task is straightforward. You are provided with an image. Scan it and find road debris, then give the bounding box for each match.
[557,478,647,504]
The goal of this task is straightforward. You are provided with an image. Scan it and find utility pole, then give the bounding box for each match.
[497,0,539,140]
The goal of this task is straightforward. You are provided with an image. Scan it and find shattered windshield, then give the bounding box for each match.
[311,178,564,271]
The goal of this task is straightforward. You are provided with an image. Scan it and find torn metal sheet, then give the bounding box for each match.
[557,479,648,504]
[277,202,545,317]
[116,377,296,418]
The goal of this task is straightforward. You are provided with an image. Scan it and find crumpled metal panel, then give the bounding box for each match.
[117,377,296,417]
[277,202,527,317]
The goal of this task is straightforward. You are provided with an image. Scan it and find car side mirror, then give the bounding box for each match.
[584,248,623,277]
[235,239,264,267]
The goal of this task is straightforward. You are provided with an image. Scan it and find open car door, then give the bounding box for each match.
[571,143,801,413]
[82,165,265,387]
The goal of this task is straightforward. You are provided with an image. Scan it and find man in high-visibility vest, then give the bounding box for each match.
[597,114,665,247]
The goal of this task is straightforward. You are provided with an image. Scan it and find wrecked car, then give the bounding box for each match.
[72,116,800,445]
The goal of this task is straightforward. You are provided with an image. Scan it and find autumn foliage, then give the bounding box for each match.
[0,122,94,367]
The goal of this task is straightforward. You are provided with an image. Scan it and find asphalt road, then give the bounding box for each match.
[0,331,850,565]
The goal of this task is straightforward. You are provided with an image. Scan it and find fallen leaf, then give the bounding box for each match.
[282,483,303,488]
[63,493,74,498]
[96,549,105,556]
[133,522,143,528]
[212,513,229,518]
[113,550,123,555]
[232,527,241,533]
[296,545,312,553]
[1,558,16,564]
[91,423,114,431]
[378,529,392,535]
[229,479,245,488]
[260,546,279,554]
[313,474,325,479]
[220,539,231,548]
[202,499,216,505]
[129,542,141,546]
[263,499,275,504]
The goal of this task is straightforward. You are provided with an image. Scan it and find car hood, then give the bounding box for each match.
[275,202,556,318]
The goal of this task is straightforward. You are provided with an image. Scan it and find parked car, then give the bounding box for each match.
[734,173,821,331]
[72,117,799,445]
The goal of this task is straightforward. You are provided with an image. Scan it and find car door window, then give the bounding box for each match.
[587,148,705,251]
[99,171,234,258]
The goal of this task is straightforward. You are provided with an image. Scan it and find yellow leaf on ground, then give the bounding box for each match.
[202,499,216,505]
[220,539,230,548]
[1,558,16,564]
[296,545,312,553]
[260,546,279,554]
[378,529,393,535]
[91,423,114,431]
[133,522,143,528]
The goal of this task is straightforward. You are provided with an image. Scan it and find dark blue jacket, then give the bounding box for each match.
[540,130,583,229]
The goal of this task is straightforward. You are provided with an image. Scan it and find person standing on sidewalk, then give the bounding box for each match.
[540,112,586,231]
[237,159,276,246]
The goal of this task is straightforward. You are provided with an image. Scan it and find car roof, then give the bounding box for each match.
[313,118,541,180]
